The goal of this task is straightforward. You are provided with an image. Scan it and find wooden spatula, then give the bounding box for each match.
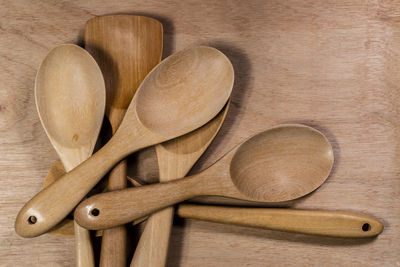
[131,102,229,267]
[85,15,163,267]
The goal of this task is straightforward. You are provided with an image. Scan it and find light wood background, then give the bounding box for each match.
[1,0,399,266]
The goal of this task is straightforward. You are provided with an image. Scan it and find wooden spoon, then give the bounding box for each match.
[15,45,234,238]
[42,161,383,239]
[85,15,163,267]
[131,102,229,267]
[175,204,384,238]
[34,44,105,267]
[74,124,334,229]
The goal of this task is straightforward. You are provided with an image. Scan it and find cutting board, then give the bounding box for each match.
[0,0,399,266]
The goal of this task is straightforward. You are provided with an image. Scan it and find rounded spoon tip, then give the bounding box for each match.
[134,45,234,138]
[229,124,334,202]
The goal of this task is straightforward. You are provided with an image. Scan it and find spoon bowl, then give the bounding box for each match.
[229,125,333,202]
[134,46,233,137]
[74,124,334,230]
[35,44,105,170]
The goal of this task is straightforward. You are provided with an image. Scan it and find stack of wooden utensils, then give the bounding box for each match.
[14,15,384,267]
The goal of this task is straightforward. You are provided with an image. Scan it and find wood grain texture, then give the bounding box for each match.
[131,103,229,267]
[34,44,105,172]
[33,44,105,267]
[73,220,95,267]
[1,0,399,266]
[74,124,334,229]
[84,15,163,133]
[99,161,128,267]
[43,164,383,239]
[176,204,383,238]
[84,15,163,267]
[15,45,233,238]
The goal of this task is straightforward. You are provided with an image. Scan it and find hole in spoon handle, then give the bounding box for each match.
[362,223,371,232]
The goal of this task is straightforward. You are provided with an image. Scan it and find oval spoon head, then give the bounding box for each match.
[228,124,334,202]
[131,46,234,139]
[35,44,106,171]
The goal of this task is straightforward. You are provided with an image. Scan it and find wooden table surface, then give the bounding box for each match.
[1,0,399,266]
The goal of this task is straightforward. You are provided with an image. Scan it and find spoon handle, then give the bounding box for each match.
[74,175,208,230]
[130,206,174,267]
[100,160,128,267]
[176,204,384,238]
[15,137,131,238]
[74,221,95,266]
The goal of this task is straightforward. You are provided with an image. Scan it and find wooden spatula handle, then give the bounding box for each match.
[130,207,174,267]
[74,175,207,230]
[100,224,127,267]
[74,221,95,266]
[176,205,384,238]
[100,159,128,267]
[15,137,130,238]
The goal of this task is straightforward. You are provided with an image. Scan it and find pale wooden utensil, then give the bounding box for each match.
[176,204,383,238]
[42,161,75,236]
[85,15,163,267]
[42,161,383,239]
[34,44,105,267]
[15,45,234,238]
[74,124,334,229]
[131,102,229,267]
[123,178,383,238]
